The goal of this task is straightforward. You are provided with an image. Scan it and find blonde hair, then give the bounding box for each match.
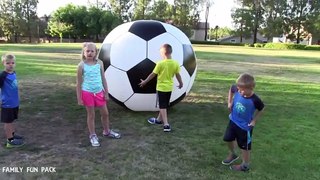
[236,73,255,89]
[2,53,16,63]
[81,42,98,61]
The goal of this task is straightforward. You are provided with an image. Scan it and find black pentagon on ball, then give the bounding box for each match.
[109,94,129,109]
[127,58,157,93]
[183,44,197,76]
[169,93,186,107]
[129,20,167,41]
[98,43,111,70]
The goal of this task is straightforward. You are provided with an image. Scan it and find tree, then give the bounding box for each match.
[148,0,173,21]
[231,6,254,43]
[287,0,320,43]
[0,0,22,42]
[20,0,38,43]
[260,0,289,41]
[47,20,72,43]
[172,0,203,37]
[52,4,89,41]
[109,0,133,22]
[132,0,152,20]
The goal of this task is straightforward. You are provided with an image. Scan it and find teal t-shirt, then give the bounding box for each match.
[82,63,103,93]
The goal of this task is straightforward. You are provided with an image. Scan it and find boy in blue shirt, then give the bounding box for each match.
[0,54,24,148]
[222,73,264,171]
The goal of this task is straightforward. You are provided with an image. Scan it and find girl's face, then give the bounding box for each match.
[237,86,253,97]
[3,58,16,72]
[84,45,96,61]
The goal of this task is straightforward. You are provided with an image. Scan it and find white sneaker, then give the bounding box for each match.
[90,134,100,147]
[103,129,121,139]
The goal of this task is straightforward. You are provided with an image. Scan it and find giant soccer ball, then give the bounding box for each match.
[98,20,197,111]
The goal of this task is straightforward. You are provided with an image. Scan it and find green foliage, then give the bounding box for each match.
[208,26,233,41]
[263,43,320,51]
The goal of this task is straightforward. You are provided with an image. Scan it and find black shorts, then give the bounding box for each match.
[157,91,171,109]
[1,107,19,123]
[223,120,253,150]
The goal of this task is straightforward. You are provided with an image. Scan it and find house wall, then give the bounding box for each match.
[220,36,266,44]
[190,29,206,41]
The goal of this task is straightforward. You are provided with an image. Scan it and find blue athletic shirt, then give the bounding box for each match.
[229,85,264,131]
[0,71,19,108]
[82,62,103,93]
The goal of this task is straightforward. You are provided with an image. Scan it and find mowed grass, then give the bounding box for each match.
[0,43,319,179]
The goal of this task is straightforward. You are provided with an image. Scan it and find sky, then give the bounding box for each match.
[37,0,234,28]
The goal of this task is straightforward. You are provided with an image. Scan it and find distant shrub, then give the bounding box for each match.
[304,45,320,51]
[263,43,306,50]
[253,43,265,48]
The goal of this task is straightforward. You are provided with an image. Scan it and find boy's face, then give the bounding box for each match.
[237,86,253,97]
[3,58,16,72]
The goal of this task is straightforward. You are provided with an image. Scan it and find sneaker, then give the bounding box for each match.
[13,134,23,139]
[6,139,25,148]
[163,125,171,132]
[230,164,250,172]
[103,130,121,139]
[90,134,100,147]
[222,154,239,165]
[147,117,162,125]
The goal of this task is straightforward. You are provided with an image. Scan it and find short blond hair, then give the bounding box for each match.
[161,44,172,54]
[236,73,255,89]
[2,53,16,63]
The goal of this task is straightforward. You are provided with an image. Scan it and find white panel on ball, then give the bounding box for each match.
[170,66,189,101]
[103,22,134,44]
[162,23,192,45]
[147,32,184,65]
[105,67,133,102]
[124,94,158,111]
[110,33,147,71]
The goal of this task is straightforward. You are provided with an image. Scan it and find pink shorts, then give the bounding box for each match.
[81,90,107,107]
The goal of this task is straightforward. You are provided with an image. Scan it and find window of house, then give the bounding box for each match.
[230,39,236,43]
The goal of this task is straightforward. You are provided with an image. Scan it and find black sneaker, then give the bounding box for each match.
[222,154,239,165]
[6,139,25,148]
[230,164,250,172]
[163,125,171,132]
[13,134,23,139]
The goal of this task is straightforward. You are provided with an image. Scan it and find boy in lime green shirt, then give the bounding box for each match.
[139,44,183,132]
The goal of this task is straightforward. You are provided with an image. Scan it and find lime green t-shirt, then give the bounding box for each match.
[153,59,180,92]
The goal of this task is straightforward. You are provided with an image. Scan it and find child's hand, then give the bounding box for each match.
[105,92,109,101]
[177,83,183,89]
[248,120,256,127]
[77,98,83,105]
[139,79,146,87]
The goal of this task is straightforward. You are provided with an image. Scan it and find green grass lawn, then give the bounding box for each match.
[0,43,319,179]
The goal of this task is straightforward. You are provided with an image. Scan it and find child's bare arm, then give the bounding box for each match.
[228,88,234,112]
[76,63,83,105]
[139,73,156,87]
[248,108,264,127]
[175,73,183,89]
